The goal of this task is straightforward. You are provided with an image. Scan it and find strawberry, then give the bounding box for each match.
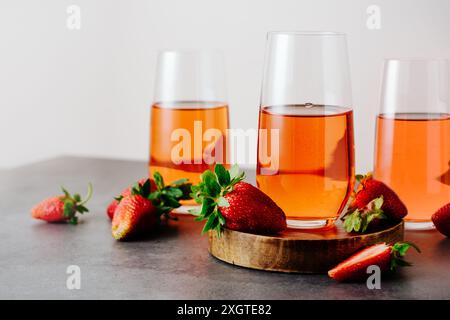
[106,178,155,220]
[191,164,287,236]
[352,174,408,220]
[112,173,192,240]
[342,174,408,233]
[112,194,157,240]
[31,184,93,224]
[106,202,118,220]
[328,242,420,282]
[432,202,450,237]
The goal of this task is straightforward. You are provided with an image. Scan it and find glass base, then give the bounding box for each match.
[405,221,435,230]
[287,218,336,229]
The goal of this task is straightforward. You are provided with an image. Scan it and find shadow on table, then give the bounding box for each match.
[117,222,181,242]
[435,236,450,254]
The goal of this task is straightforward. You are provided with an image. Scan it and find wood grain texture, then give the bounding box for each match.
[208,221,404,274]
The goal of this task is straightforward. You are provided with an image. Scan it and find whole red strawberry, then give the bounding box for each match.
[191,164,287,236]
[112,194,158,239]
[107,178,155,220]
[342,174,408,233]
[432,203,450,237]
[351,175,408,220]
[328,242,420,282]
[220,182,287,234]
[111,173,192,240]
[106,202,117,220]
[31,184,92,224]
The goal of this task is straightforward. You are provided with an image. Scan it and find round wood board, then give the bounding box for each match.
[208,221,404,274]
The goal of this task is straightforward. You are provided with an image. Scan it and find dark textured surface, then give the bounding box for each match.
[0,156,449,299]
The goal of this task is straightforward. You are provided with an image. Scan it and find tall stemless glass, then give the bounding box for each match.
[257,32,355,229]
[150,51,229,191]
[374,59,450,230]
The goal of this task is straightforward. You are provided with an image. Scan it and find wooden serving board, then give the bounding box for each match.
[208,221,404,274]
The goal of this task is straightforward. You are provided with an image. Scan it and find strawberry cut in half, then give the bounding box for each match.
[328,241,421,282]
[190,164,287,237]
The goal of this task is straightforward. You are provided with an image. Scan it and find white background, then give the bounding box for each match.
[1,0,449,172]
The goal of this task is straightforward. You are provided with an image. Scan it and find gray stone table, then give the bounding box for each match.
[0,157,449,299]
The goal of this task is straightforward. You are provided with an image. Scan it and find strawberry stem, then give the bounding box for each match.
[60,183,93,225]
[342,196,387,233]
[390,241,421,271]
[131,172,193,220]
[78,183,93,206]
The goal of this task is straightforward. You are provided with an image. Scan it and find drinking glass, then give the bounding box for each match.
[150,51,229,190]
[257,32,355,229]
[374,59,450,230]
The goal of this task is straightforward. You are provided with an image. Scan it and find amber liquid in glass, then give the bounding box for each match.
[257,105,355,228]
[150,101,229,189]
[374,113,450,225]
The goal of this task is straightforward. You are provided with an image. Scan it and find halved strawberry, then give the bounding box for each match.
[342,174,408,233]
[191,164,287,236]
[31,184,93,225]
[328,242,420,282]
[432,203,450,237]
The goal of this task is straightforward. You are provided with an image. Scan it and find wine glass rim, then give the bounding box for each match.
[156,49,224,56]
[267,31,346,36]
[384,57,450,62]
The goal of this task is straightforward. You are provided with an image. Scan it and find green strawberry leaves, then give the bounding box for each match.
[390,242,421,271]
[229,164,243,181]
[217,196,230,207]
[215,164,230,186]
[153,171,165,190]
[190,164,245,237]
[202,170,221,197]
[61,183,93,225]
[63,201,74,218]
[392,241,421,256]
[343,196,387,233]
[355,173,372,185]
[130,172,192,220]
